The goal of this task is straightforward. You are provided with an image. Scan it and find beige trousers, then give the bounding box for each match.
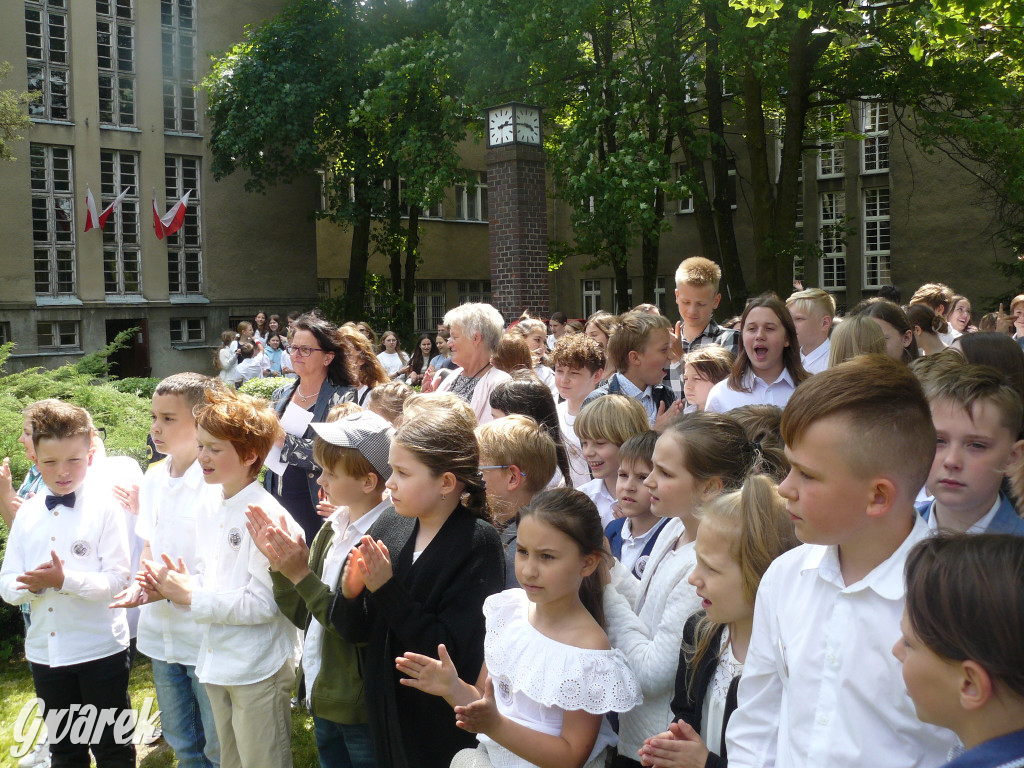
[204,660,296,768]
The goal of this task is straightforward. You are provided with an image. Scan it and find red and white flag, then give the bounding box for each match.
[85,186,132,232]
[153,190,191,240]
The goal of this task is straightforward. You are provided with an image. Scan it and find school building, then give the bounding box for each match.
[0,0,318,378]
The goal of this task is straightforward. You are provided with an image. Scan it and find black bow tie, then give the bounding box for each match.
[45,493,76,511]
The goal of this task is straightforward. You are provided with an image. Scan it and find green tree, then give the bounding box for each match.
[0,62,34,162]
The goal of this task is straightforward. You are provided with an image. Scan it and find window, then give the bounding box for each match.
[97,0,135,127]
[422,199,443,219]
[165,155,202,294]
[170,317,205,344]
[415,280,447,333]
[37,320,79,351]
[817,112,845,179]
[100,150,141,295]
[676,164,694,214]
[862,102,889,173]
[25,0,70,122]
[0,322,11,346]
[653,276,667,314]
[458,280,491,305]
[30,144,76,297]
[456,172,488,222]
[819,192,846,290]
[863,187,891,288]
[161,0,197,133]
[582,280,602,318]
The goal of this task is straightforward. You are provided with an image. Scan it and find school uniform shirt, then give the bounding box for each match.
[917,493,1024,536]
[556,400,592,489]
[705,368,797,413]
[943,729,1024,768]
[0,478,131,666]
[605,516,669,579]
[136,457,223,665]
[191,481,301,687]
[800,338,830,375]
[235,355,264,384]
[579,477,617,528]
[725,515,957,768]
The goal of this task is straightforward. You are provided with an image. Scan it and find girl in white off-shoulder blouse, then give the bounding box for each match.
[397,488,642,768]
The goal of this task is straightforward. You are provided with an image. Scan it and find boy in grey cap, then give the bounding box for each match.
[246,409,394,768]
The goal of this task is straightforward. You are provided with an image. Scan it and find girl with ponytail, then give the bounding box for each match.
[397,488,642,768]
[330,408,505,768]
[638,473,799,768]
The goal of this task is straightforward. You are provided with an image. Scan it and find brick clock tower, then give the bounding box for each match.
[485,103,549,322]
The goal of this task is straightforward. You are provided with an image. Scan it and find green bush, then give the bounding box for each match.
[0,340,153,646]
[109,376,161,400]
[239,376,292,401]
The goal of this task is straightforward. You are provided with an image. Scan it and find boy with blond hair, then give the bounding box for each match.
[476,415,558,587]
[550,333,606,488]
[786,288,835,375]
[663,256,739,400]
[919,364,1024,535]
[584,312,680,428]
[726,355,956,768]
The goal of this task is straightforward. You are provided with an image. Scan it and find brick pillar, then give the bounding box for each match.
[486,143,549,322]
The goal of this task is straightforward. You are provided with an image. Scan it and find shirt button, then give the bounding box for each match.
[48,608,53,612]
[827,653,836,664]
[308,472,315,479]
[817,715,829,725]
[50,632,55,637]
[51,537,55,542]
[53,512,59,517]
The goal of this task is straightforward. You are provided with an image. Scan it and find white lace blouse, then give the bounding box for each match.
[476,589,643,768]
[700,629,743,756]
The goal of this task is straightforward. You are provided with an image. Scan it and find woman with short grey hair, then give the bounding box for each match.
[434,302,511,424]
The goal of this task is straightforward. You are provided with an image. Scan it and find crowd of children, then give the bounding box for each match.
[4,265,1024,768]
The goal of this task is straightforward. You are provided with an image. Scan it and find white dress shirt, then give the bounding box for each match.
[725,515,956,768]
[191,481,301,686]
[924,496,1000,534]
[136,457,223,665]
[705,368,797,413]
[618,517,668,576]
[302,498,390,692]
[579,478,617,528]
[800,338,830,375]
[0,477,130,666]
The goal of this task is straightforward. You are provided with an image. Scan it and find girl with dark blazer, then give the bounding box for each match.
[330,408,505,768]
[638,475,798,768]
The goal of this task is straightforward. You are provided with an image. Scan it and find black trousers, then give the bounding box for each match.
[31,649,136,768]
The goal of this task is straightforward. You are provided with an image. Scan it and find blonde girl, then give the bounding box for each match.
[397,488,642,768]
[638,474,799,768]
[330,409,505,768]
[602,412,755,764]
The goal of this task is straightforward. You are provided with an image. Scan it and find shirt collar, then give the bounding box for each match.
[802,337,830,365]
[926,495,1002,534]
[803,515,929,599]
[742,367,796,391]
[623,517,665,544]
[616,373,652,400]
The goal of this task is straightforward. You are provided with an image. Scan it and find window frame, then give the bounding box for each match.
[97,0,135,128]
[861,102,890,174]
[862,186,891,289]
[818,191,846,291]
[30,143,76,297]
[169,317,205,345]
[101,149,142,296]
[161,0,197,134]
[582,279,602,318]
[455,172,488,222]
[25,0,71,122]
[37,319,80,352]
[164,154,202,295]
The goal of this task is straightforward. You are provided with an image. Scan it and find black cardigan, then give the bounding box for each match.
[330,505,505,768]
[670,612,741,768]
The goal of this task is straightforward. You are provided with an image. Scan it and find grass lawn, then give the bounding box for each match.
[0,654,319,767]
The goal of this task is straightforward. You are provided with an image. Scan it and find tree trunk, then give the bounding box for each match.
[347,177,372,319]
[613,251,630,312]
[402,205,420,336]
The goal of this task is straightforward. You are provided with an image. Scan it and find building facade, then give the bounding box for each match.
[318,107,1012,327]
[0,0,318,378]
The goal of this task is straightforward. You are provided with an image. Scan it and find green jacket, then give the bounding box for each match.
[271,520,368,725]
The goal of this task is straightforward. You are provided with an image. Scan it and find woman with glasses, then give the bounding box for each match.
[264,314,385,544]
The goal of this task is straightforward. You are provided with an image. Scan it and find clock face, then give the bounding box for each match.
[515,107,541,144]
[488,107,514,146]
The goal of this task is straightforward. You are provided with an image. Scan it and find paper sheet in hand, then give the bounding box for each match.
[264,400,316,475]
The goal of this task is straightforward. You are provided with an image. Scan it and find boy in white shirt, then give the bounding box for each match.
[550,333,605,488]
[786,288,834,375]
[143,391,301,768]
[0,401,133,767]
[725,355,957,768]
[112,372,223,768]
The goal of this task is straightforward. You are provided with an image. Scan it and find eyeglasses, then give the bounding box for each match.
[291,345,324,358]
[479,465,527,477]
